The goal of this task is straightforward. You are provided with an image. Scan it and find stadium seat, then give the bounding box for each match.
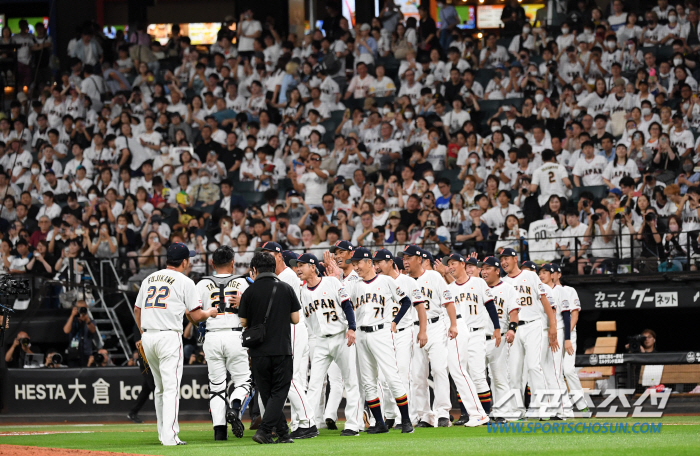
[571,185,609,203]
[235,181,256,192]
[240,191,266,205]
[474,69,495,90]
[330,110,346,125]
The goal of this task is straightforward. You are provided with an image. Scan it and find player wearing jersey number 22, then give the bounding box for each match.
[134,243,219,446]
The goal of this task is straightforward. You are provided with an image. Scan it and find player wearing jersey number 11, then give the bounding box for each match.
[134,243,219,446]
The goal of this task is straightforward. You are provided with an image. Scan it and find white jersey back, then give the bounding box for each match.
[135,269,202,331]
[350,274,408,327]
[562,285,581,332]
[527,218,559,263]
[412,270,453,319]
[503,270,546,323]
[195,274,249,330]
[278,266,305,323]
[486,280,521,333]
[449,276,494,327]
[300,276,350,337]
[392,273,419,329]
[541,282,558,329]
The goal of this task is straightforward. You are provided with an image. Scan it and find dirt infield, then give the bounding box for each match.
[0,445,144,456]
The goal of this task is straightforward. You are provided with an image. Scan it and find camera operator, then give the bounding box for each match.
[188,348,207,365]
[577,191,595,223]
[88,348,114,367]
[44,349,66,368]
[63,300,97,367]
[635,208,663,273]
[4,331,34,368]
[583,205,617,273]
[626,329,657,353]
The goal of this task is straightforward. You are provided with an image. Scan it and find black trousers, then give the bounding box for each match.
[250,355,293,435]
[131,369,156,414]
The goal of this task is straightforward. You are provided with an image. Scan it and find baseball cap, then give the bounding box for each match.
[397,244,422,258]
[540,263,556,273]
[441,253,466,266]
[334,176,346,186]
[613,78,626,87]
[608,188,622,197]
[552,263,562,273]
[282,250,298,267]
[345,247,372,264]
[389,211,401,219]
[465,257,479,266]
[289,253,319,267]
[167,242,196,261]
[360,23,371,31]
[44,169,55,175]
[521,260,537,271]
[421,250,434,263]
[372,249,394,261]
[498,248,518,258]
[479,256,501,268]
[394,257,405,271]
[256,241,282,253]
[329,240,354,253]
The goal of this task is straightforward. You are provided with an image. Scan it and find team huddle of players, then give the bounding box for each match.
[199,241,587,441]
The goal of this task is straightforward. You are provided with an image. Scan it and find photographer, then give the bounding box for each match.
[5,331,34,368]
[635,208,663,273]
[45,349,66,368]
[63,300,97,367]
[626,329,657,353]
[88,348,114,367]
[583,205,617,274]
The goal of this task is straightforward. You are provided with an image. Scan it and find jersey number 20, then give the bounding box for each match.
[145,286,170,309]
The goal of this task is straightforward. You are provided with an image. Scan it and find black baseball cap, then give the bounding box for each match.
[441,253,466,266]
[329,240,354,253]
[290,253,319,267]
[397,244,422,258]
[167,242,196,261]
[256,241,282,253]
[552,263,562,273]
[521,260,537,271]
[345,247,372,264]
[372,249,394,261]
[394,257,405,271]
[479,256,501,268]
[421,249,434,263]
[465,257,479,266]
[282,250,298,267]
[540,263,556,273]
[498,248,518,258]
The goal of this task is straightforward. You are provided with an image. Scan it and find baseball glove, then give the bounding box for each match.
[137,342,149,372]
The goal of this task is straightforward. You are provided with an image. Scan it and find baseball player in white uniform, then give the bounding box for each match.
[442,253,500,427]
[539,263,575,419]
[134,243,218,446]
[256,242,317,439]
[372,249,421,428]
[293,253,362,436]
[498,248,558,419]
[399,245,457,428]
[480,256,520,422]
[552,265,589,414]
[344,247,420,434]
[196,246,253,440]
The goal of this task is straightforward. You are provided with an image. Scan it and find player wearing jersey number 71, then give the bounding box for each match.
[347,247,419,434]
[292,253,363,437]
[134,243,219,446]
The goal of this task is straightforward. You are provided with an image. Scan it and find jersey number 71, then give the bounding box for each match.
[146,286,170,309]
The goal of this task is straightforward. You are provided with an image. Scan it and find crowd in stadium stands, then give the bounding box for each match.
[3,0,700,295]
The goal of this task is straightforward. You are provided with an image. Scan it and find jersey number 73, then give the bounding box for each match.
[146,286,170,309]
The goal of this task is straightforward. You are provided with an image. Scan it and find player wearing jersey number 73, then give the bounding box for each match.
[292,253,363,437]
[399,245,458,428]
[134,243,219,446]
[347,247,420,434]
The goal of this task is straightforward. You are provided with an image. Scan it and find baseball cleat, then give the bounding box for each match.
[226,410,245,438]
[176,441,187,445]
[127,412,143,423]
[290,425,319,439]
[401,420,414,434]
[494,417,507,424]
[325,418,338,430]
[385,419,395,429]
[276,434,294,444]
[250,415,262,430]
[214,425,228,441]
[453,414,469,426]
[464,416,490,427]
[252,430,276,444]
[415,420,433,428]
[366,424,389,434]
[340,429,360,436]
[437,417,452,427]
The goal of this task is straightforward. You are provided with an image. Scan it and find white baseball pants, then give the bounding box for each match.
[412,319,451,426]
[507,319,547,418]
[463,326,489,392]
[203,329,252,426]
[563,331,587,410]
[486,337,512,418]
[447,320,487,420]
[142,330,184,446]
[356,325,407,405]
[289,323,314,430]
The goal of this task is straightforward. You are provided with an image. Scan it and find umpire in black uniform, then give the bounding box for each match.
[238,252,301,444]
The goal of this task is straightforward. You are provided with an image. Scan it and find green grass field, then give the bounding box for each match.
[2,417,700,456]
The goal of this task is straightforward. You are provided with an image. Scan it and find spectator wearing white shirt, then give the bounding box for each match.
[292,152,329,207]
[531,149,572,206]
[239,147,261,182]
[479,34,509,69]
[344,62,375,99]
[603,144,641,189]
[573,141,608,187]
[558,209,590,274]
[37,191,62,220]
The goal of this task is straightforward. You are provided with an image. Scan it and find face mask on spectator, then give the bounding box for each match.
[572,108,581,117]
[515,138,524,146]
[535,94,544,103]
[628,44,634,51]
[669,223,679,232]
[199,176,210,185]
[674,58,683,66]
[683,164,693,173]
[669,15,678,24]
[660,71,670,78]
[117,224,126,230]
[642,107,651,116]
[606,41,616,50]
[88,194,97,201]
[404,111,414,119]
[523,26,531,34]
[245,152,254,160]
[573,83,582,92]
[561,27,569,34]
[425,175,434,184]
[382,107,391,115]
[31,167,40,175]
